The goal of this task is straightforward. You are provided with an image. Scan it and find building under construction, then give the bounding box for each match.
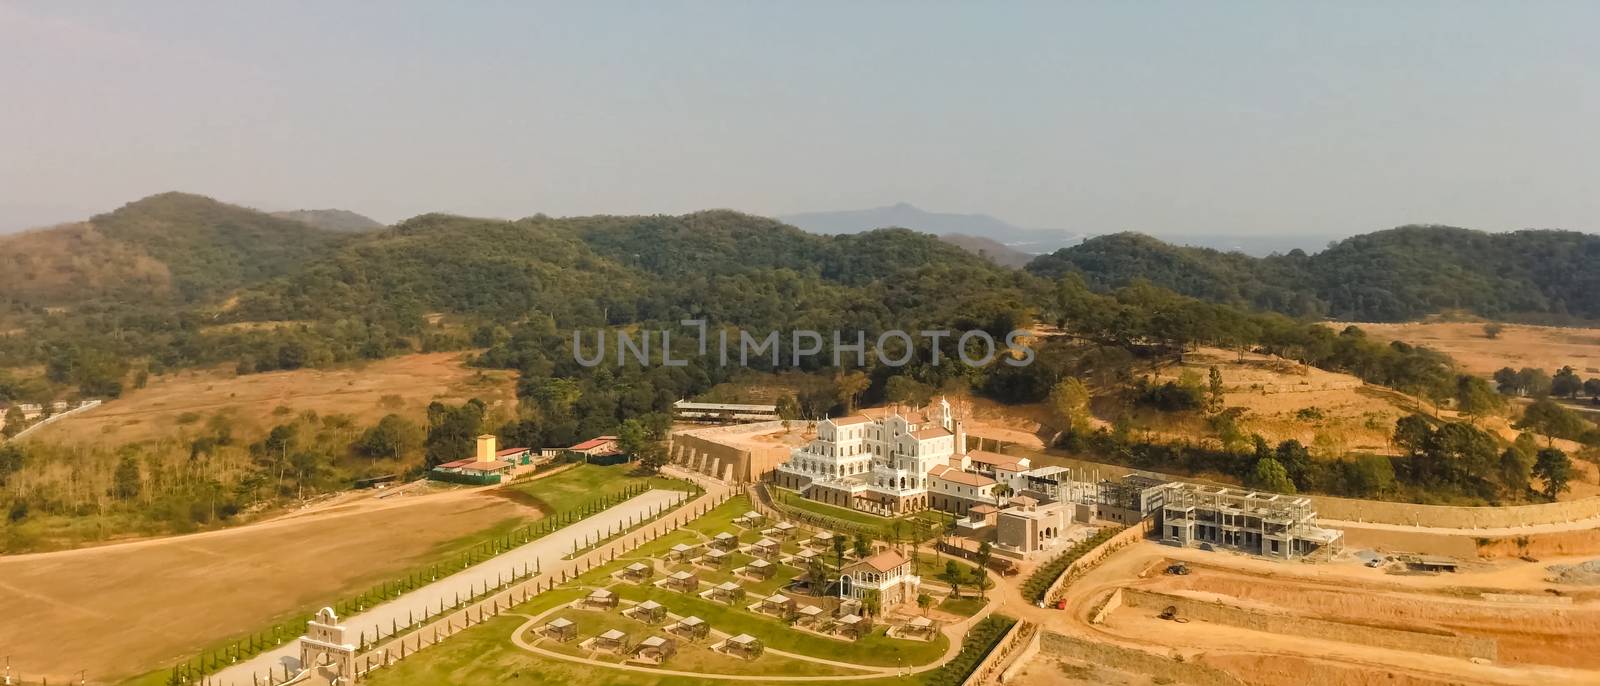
[1158,483,1343,559]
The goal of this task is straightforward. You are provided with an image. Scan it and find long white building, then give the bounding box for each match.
[773,399,1050,517]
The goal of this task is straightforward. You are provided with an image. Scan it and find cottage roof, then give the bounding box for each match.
[851,550,908,574]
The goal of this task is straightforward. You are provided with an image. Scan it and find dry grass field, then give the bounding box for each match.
[1334,321,1600,377]
[1147,347,1410,453]
[0,486,531,682]
[27,351,517,447]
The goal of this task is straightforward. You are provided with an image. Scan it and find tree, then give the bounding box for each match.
[861,589,882,617]
[112,454,142,501]
[425,400,485,467]
[1345,454,1395,497]
[1206,366,1225,413]
[807,557,829,594]
[916,592,934,616]
[853,532,872,559]
[1454,375,1503,423]
[775,394,801,420]
[1273,439,1312,490]
[885,376,934,407]
[1047,378,1091,436]
[1393,414,1434,456]
[941,560,963,598]
[1585,378,1600,401]
[974,541,993,598]
[616,418,649,458]
[1516,398,1590,445]
[1483,323,1504,339]
[635,441,668,474]
[834,371,869,414]
[1249,457,1295,494]
[357,414,421,461]
[1516,367,1552,398]
[831,534,847,569]
[1533,447,1573,499]
[1497,434,1537,497]
[1552,366,1584,399]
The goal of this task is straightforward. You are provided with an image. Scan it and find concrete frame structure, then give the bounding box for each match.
[1159,482,1344,559]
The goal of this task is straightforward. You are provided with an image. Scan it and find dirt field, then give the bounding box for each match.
[1334,321,1600,378]
[0,486,531,682]
[27,351,517,446]
[1031,541,1600,686]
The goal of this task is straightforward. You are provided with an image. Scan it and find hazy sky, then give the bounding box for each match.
[3,1,1597,235]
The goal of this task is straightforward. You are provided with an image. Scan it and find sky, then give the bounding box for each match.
[2,1,1597,236]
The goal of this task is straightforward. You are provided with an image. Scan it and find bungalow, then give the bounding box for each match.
[630,635,677,664]
[584,588,618,609]
[592,628,628,653]
[668,543,698,561]
[710,581,744,604]
[621,562,652,582]
[568,435,623,462]
[753,537,782,558]
[669,615,709,640]
[664,570,699,592]
[835,613,869,639]
[724,633,763,659]
[541,617,577,642]
[744,557,775,579]
[759,593,795,616]
[702,548,730,566]
[796,604,825,626]
[626,599,666,623]
[711,532,739,550]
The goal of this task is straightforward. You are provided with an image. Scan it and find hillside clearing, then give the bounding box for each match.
[1330,321,1600,378]
[26,351,516,447]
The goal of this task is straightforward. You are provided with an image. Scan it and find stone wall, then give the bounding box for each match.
[669,420,795,483]
[1119,588,1497,661]
[1038,631,1245,686]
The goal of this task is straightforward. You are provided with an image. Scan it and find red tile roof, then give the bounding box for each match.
[568,436,618,451]
[910,427,951,440]
[928,464,996,487]
[853,550,908,574]
[495,447,530,457]
[968,450,1025,470]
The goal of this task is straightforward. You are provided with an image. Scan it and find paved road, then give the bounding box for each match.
[212,488,690,686]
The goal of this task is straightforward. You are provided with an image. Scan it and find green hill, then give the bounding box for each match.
[270,208,385,233]
[1027,225,1600,322]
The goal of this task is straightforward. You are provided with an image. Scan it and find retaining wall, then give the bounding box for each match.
[1042,519,1151,604]
[1119,588,1497,661]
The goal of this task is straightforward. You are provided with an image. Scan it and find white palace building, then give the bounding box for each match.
[772,399,1071,518]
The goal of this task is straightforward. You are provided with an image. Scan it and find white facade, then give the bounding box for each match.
[775,399,965,514]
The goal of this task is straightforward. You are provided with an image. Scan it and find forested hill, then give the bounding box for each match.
[1026,225,1600,322]
[0,193,352,306]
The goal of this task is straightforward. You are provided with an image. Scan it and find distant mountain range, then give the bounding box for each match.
[776,202,1343,257]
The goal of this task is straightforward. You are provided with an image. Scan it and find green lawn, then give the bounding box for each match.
[505,464,696,515]
[614,586,947,668]
[935,596,985,617]
[365,494,938,686]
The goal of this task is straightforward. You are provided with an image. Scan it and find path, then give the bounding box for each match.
[211,488,691,686]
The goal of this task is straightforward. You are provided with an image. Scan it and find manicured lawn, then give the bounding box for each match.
[935,596,985,617]
[361,494,965,686]
[914,555,991,590]
[615,586,947,668]
[504,463,695,515]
